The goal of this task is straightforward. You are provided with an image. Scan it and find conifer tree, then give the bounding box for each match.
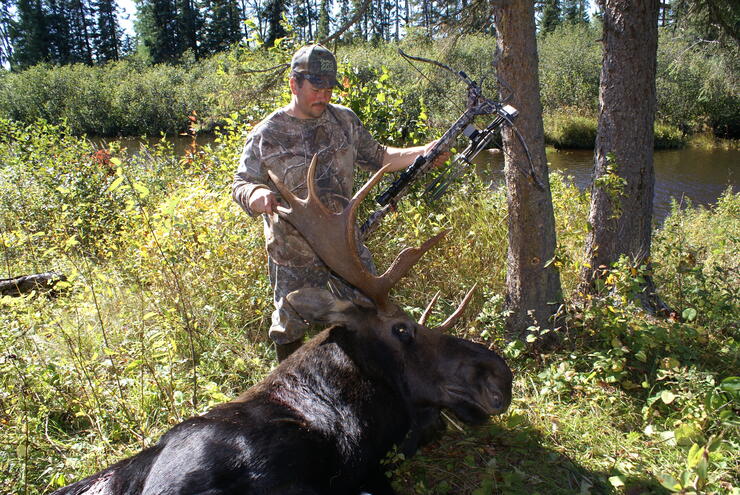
[540,0,561,34]
[176,0,201,57]
[0,0,12,67]
[202,0,242,53]
[562,0,588,24]
[262,0,286,46]
[44,0,71,63]
[66,0,95,64]
[10,0,49,67]
[136,0,180,62]
[316,0,330,40]
[94,0,121,61]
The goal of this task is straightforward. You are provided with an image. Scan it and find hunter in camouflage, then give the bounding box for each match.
[232,44,444,360]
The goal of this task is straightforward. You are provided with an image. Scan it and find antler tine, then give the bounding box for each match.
[268,169,299,211]
[419,291,441,326]
[349,163,395,211]
[341,163,394,296]
[436,283,477,332]
[345,163,394,239]
[379,229,449,295]
[306,154,331,217]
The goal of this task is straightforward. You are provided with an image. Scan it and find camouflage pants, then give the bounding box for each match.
[268,247,376,345]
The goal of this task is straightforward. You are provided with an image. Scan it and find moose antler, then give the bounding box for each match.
[268,154,446,312]
[419,284,477,330]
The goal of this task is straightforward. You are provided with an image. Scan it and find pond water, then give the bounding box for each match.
[109,135,738,226]
[476,147,739,225]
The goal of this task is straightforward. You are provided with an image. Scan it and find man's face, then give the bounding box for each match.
[290,77,334,119]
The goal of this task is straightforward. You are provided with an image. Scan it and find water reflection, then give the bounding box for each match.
[476,148,739,224]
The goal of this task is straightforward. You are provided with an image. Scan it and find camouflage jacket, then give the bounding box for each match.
[232,104,386,267]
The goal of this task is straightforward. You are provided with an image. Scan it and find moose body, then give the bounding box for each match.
[53,319,511,495]
[53,156,513,494]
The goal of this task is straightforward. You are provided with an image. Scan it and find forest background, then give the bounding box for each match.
[0,0,738,494]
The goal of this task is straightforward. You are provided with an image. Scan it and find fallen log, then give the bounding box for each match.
[0,272,67,297]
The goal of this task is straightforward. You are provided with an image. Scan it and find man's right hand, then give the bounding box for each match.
[249,188,279,215]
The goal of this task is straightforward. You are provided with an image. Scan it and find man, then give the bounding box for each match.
[233,44,445,361]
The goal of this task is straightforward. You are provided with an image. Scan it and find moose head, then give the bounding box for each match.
[268,154,512,425]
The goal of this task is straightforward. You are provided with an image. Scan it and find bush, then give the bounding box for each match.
[543,110,597,149]
[654,122,687,149]
[544,111,688,150]
[538,23,602,114]
[2,115,738,492]
[653,189,739,329]
[0,59,222,137]
[656,31,739,138]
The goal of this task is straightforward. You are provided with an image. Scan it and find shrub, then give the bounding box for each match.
[538,23,602,114]
[656,31,739,138]
[654,122,687,149]
[543,110,597,149]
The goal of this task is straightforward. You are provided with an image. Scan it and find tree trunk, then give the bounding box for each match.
[493,0,563,340]
[0,272,66,297]
[581,0,663,310]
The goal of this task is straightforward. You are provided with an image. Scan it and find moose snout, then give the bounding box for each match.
[484,367,512,414]
[486,390,510,414]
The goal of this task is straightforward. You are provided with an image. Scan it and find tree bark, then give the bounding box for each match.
[493,0,563,340]
[581,0,663,309]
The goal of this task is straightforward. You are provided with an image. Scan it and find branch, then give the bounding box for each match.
[318,0,371,45]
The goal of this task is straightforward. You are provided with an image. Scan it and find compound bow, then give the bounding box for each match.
[360,49,525,238]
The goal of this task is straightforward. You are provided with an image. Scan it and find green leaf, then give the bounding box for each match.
[686,443,704,469]
[133,182,150,198]
[682,307,698,321]
[656,473,682,492]
[719,376,740,401]
[675,423,703,446]
[106,176,124,193]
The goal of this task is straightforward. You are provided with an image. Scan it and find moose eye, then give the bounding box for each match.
[392,323,414,344]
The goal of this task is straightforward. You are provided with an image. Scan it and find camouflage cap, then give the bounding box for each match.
[291,44,340,89]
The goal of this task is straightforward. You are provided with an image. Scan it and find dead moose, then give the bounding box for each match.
[52,156,513,495]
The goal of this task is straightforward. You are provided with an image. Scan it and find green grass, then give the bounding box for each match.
[1,119,738,494]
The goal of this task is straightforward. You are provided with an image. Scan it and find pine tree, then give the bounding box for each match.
[176,0,201,57]
[135,0,180,62]
[202,0,242,54]
[316,0,331,40]
[94,0,121,61]
[262,0,286,46]
[540,0,561,34]
[1,0,15,66]
[44,0,70,62]
[10,0,50,67]
[66,0,95,64]
[562,0,588,24]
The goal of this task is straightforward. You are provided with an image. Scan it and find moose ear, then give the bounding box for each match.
[286,288,367,326]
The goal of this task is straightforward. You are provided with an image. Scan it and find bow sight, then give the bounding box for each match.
[360,49,519,238]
